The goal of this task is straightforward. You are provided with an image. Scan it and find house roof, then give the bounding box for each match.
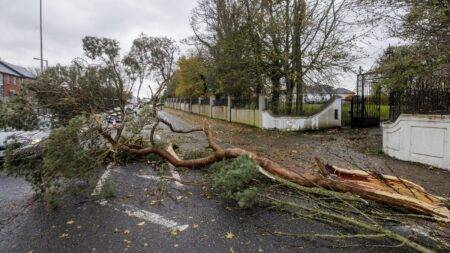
[305,85,354,95]
[305,85,334,94]
[334,87,354,95]
[0,60,35,79]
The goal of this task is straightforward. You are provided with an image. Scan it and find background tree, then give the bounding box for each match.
[190,0,362,114]
[359,0,449,90]
[174,56,208,98]
[124,34,179,101]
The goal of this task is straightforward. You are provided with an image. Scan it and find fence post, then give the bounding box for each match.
[227,96,232,122]
[189,98,192,113]
[258,95,267,111]
[210,95,215,118]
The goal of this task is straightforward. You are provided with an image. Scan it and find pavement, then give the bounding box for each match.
[0,112,437,253]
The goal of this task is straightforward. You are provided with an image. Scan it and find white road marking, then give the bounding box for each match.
[136,174,161,182]
[91,164,114,196]
[168,164,184,188]
[136,172,184,190]
[145,133,184,188]
[122,204,189,231]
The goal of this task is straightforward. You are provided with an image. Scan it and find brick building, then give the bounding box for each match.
[0,60,35,101]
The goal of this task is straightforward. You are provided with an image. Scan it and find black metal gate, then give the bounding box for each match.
[350,70,382,128]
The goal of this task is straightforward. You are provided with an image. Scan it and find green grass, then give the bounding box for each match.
[341,103,390,124]
[380,105,390,122]
[271,102,390,122]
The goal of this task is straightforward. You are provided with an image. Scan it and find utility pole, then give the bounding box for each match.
[39,0,44,72]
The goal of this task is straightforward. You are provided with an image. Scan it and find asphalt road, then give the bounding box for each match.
[1,162,359,253]
[0,112,433,253]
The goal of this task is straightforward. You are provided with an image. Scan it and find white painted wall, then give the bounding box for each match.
[261,98,342,131]
[382,114,450,171]
[166,97,342,131]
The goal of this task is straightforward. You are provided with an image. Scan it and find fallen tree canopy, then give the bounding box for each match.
[102,118,450,222]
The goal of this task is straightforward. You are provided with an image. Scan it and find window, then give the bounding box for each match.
[0,74,3,85]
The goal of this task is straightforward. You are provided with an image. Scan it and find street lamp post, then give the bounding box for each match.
[39,0,44,72]
[33,58,48,69]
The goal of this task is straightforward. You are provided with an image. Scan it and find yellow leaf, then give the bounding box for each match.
[193,224,199,229]
[225,232,235,239]
[66,220,75,225]
[170,228,180,237]
[137,222,146,226]
[59,233,69,239]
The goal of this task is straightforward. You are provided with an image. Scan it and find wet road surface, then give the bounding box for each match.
[0,112,430,253]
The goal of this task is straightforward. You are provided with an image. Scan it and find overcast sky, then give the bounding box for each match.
[1,0,397,96]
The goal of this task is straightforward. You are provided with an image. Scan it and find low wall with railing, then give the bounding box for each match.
[382,114,450,171]
[231,108,262,127]
[199,104,210,117]
[165,96,342,131]
[212,106,228,121]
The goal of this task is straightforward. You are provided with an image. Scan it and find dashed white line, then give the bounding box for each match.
[168,164,184,188]
[92,161,189,232]
[136,174,162,182]
[91,164,114,196]
[122,204,189,231]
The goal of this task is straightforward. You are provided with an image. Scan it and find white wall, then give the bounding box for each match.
[382,114,450,171]
[261,98,342,131]
[166,96,342,131]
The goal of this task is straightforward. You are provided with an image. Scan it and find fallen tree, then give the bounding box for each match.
[99,117,450,222]
[7,35,447,221]
[2,35,449,252]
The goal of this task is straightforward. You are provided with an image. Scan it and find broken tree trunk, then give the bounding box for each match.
[105,120,450,221]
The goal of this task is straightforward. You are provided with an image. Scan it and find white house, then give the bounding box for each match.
[302,85,355,103]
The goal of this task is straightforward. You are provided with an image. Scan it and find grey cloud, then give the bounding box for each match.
[0,0,197,68]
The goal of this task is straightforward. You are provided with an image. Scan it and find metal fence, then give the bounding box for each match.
[200,98,210,105]
[389,86,450,122]
[267,95,333,116]
[213,97,228,106]
[191,98,200,105]
[231,97,258,109]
